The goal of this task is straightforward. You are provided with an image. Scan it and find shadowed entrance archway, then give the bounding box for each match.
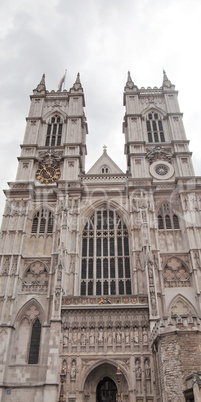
[82,361,129,401]
[96,377,117,402]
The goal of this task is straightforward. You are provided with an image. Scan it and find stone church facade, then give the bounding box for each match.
[0,71,201,402]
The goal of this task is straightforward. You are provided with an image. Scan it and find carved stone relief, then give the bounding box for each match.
[4,200,27,217]
[169,295,196,316]
[61,308,149,353]
[146,146,173,164]
[22,261,49,292]
[163,257,190,287]
[38,149,63,164]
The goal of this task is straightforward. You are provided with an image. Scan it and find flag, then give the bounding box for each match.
[57,72,66,91]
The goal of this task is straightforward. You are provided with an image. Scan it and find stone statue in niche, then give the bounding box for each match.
[89,329,95,346]
[125,329,130,344]
[80,328,86,346]
[134,328,139,344]
[135,359,142,393]
[145,359,151,379]
[98,328,104,344]
[143,328,148,344]
[151,293,156,313]
[145,359,151,393]
[63,329,69,348]
[72,329,78,345]
[70,359,76,381]
[148,261,154,285]
[108,331,113,345]
[116,329,122,344]
[132,197,138,212]
[194,252,201,270]
[153,253,159,270]
[54,287,60,311]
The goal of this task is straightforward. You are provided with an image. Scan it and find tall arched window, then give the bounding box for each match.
[158,203,180,230]
[28,318,41,364]
[81,208,131,296]
[31,209,54,234]
[146,111,165,143]
[45,115,63,146]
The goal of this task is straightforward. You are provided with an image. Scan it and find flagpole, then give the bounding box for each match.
[63,69,67,91]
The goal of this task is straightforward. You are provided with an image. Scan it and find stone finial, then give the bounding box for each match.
[34,73,46,93]
[70,72,83,93]
[103,145,107,153]
[124,70,138,91]
[76,72,81,84]
[127,71,132,82]
[162,70,175,89]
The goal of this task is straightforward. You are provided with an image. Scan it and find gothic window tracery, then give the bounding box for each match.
[163,257,190,287]
[45,115,63,146]
[31,208,54,234]
[158,203,180,230]
[146,111,165,143]
[81,208,131,296]
[22,261,49,292]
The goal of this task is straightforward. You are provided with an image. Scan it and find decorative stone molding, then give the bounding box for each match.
[62,295,148,306]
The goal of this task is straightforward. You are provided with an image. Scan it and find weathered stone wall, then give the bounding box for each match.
[155,331,201,401]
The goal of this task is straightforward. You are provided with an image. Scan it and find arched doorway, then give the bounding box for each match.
[96,377,117,402]
[82,361,129,401]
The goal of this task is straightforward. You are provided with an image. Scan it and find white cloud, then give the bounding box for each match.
[0,0,201,220]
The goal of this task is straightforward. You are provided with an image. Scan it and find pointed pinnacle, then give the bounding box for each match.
[40,73,46,85]
[127,71,132,82]
[76,72,80,84]
[163,70,168,81]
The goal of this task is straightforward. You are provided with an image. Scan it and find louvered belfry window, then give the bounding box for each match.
[146,112,165,143]
[45,115,62,146]
[81,209,131,296]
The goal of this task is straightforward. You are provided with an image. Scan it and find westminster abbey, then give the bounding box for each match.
[0,71,201,401]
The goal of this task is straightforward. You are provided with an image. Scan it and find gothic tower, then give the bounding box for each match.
[0,72,200,402]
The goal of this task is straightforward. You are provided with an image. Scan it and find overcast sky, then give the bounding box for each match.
[0,0,201,220]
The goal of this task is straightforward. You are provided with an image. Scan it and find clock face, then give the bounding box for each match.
[35,163,61,184]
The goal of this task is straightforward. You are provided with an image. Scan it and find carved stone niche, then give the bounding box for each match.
[22,260,49,292]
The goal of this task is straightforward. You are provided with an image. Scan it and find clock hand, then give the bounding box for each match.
[42,166,51,178]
